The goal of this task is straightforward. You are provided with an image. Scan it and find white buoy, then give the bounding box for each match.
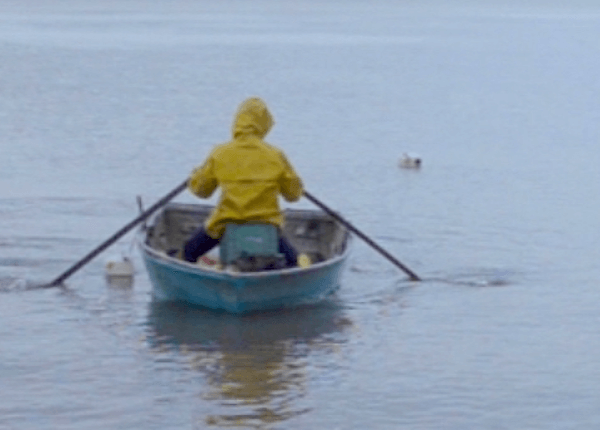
[106,257,134,276]
[398,153,422,169]
[105,256,134,287]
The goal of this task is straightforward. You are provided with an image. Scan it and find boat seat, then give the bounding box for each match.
[220,224,285,271]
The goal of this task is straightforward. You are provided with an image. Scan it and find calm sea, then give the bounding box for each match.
[1,1,600,428]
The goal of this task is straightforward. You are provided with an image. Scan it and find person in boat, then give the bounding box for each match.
[183,97,304,267]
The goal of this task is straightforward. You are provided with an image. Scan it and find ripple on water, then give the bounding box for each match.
[429,267,521,288]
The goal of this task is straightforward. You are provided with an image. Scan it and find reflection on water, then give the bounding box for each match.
[105,274,135,289]
[146,301,352,428]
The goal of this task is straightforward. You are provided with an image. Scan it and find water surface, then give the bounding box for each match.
[1,1,600,428]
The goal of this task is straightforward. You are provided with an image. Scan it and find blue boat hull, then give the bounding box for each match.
[141,247,348,314]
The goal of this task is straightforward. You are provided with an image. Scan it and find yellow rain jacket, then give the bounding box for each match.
[188,98,304,239]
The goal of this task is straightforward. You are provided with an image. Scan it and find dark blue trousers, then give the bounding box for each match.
[183,227,298,267]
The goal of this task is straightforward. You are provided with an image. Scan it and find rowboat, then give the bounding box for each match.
[138,202,351,313]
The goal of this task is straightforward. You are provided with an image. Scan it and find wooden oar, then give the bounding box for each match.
[46,180,188,288]
[304,191,421,281]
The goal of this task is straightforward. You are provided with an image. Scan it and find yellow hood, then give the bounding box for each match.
[232,97,274,138]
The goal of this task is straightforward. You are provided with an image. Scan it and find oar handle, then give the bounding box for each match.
[47,179,189,287]
[303,191,421,281]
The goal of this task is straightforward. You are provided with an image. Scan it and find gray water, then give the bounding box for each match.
[2,0,600,428]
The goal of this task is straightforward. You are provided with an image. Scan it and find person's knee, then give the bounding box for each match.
[183,242,197,262]
[184,229,219,263]
[279,237,298,267]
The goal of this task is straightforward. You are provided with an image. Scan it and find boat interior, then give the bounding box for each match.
[143,203,349,264]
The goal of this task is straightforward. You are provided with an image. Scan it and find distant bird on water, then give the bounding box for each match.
[398,153,422,169]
